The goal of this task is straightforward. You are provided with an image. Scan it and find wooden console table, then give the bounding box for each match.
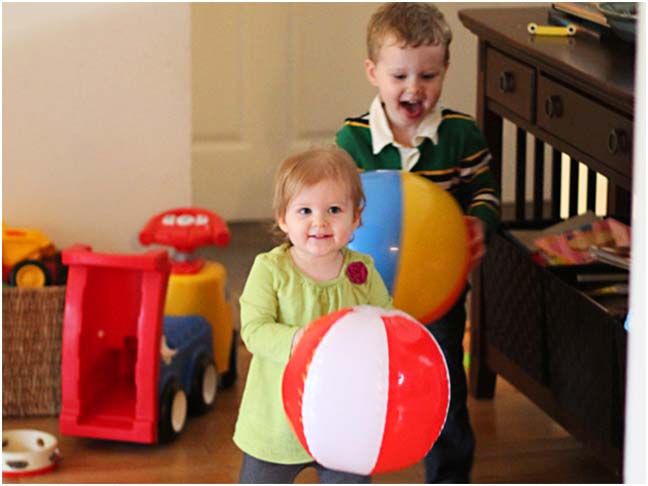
[459,7,634,478]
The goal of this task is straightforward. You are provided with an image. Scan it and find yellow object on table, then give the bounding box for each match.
[527,22,576,36]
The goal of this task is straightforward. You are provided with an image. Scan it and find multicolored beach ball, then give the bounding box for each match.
[349,170,469,323]
[282,306,449,475]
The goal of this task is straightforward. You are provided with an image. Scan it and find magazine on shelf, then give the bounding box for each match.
[506,213,630,316]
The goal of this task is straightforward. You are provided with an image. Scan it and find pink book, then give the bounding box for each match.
[534,218,630,265]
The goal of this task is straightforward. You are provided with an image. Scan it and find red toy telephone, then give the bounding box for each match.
[139,207,230,274]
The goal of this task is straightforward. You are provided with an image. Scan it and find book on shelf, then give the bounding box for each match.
[548,7,609,40]
[532,212,631,266]
[552,2,610,27]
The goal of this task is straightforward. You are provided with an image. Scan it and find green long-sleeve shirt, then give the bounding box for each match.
[336,107,501,235]
[233,244,392,464]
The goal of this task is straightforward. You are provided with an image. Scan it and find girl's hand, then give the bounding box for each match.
[465,216,485,272]
[291,327,306,356]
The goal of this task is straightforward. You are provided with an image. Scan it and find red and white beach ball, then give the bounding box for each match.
[282,306,449,475]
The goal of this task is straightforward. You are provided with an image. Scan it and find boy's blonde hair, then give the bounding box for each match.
[367,2,452,63]
[272,146,365,239]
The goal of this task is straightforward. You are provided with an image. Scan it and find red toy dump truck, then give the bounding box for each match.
[59,246,217,443]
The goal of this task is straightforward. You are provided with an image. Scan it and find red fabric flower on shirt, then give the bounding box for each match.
[346,261,368,285]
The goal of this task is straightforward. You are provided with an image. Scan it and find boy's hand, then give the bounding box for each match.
[291,327,306,356]
[465,216,485,272]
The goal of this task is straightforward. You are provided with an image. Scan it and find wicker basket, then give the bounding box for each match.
[2,286,66,417]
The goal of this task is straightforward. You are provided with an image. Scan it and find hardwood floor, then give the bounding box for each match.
[2,222,618,484]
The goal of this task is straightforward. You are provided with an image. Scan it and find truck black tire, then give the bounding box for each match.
[10,260,51,288]
[189,354,218,415]
[158,378,187,442]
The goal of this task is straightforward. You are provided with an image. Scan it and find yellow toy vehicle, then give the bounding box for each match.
[139,208,238,388]
[2,222,65,288]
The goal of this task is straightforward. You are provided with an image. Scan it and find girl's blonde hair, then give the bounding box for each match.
[367,2,452,63]
[272,146,365,241]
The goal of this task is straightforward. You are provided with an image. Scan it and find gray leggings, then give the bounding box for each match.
[238,453,371,484]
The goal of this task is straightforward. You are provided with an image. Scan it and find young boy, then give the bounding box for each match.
[336,3,500,483]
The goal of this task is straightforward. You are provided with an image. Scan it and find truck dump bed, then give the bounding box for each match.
[59,246,170,443]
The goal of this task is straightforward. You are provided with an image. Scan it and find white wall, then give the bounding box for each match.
[2,3,191,252]
[624,2,647,481]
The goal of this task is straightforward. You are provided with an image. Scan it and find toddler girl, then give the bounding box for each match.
[234,146,392,483]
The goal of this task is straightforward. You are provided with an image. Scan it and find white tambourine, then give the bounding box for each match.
[2,429,61,477]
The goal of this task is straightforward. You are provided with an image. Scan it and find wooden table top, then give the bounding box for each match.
[458,7,635,112]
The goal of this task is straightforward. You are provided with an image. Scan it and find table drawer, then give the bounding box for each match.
[485,48,535,122]
[537,75,633,176]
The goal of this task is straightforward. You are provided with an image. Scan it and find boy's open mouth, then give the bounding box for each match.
[400,100,423,118]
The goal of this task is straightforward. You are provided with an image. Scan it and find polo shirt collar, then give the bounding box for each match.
[368,95,443,154]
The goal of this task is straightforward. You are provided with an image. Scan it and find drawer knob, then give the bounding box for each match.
[498,71,515,93]
[544,95,563,118]
[607,129,628,154]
